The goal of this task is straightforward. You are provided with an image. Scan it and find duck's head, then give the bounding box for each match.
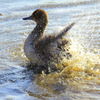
[23,9,48,24]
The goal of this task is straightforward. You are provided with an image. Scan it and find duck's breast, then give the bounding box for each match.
[24,35,42,65]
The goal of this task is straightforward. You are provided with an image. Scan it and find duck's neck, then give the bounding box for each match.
[30,22,47,43]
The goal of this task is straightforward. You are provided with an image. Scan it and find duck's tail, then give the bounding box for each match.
[44,22,75,45]
[53,22,75,41]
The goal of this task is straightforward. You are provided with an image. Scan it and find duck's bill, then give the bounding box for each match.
[23,16,32,20]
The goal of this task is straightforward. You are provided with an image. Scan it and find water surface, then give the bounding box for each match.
[0,0,100,100]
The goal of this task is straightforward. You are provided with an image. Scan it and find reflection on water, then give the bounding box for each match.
[0,0,100,100]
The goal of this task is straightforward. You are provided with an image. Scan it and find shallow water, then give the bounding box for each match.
[0,0,100,100]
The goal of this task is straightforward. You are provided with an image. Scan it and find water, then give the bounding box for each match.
[0,0,100,100]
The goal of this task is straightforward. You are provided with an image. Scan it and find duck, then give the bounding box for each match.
[23,9,75,72]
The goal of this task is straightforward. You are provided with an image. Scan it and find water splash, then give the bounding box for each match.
[34,36,100,96]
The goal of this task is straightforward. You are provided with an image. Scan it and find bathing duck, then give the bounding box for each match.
[23,9,74,71]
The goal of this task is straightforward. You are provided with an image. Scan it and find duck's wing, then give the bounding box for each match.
[35,22,75,48]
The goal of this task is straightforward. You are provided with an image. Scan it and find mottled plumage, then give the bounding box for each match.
[23,9,74,71]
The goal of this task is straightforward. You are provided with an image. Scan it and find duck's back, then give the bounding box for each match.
[35,36,72,67]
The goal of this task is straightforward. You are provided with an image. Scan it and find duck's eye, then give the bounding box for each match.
[34,13,43,20]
